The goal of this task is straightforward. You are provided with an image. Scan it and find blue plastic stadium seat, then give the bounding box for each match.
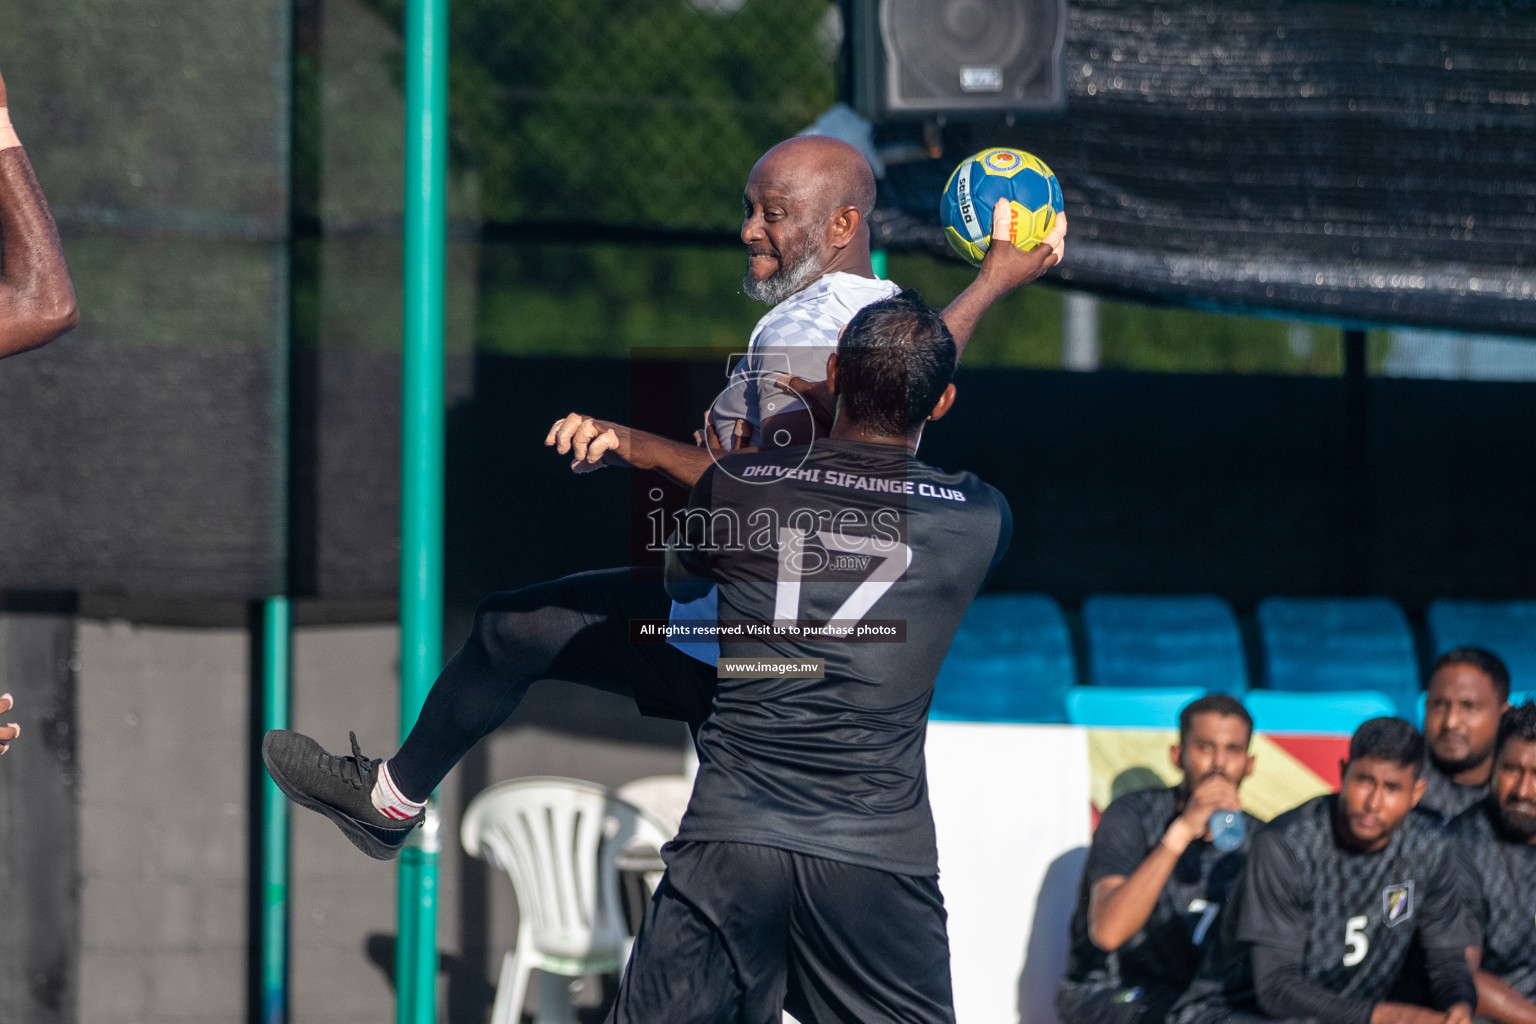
[1246,690,1397,735]
[1065,685,1207,729]
[1257,597,1418,717]
[1083,594,1248,694]
[930,594,1075,723]
[1426,600,1536,692]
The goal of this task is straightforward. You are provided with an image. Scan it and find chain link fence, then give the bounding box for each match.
[345,0,839,232]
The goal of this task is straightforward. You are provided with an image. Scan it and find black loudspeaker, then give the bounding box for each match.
[849,0,1067,121]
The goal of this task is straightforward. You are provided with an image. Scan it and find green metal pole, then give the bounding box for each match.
[261,597,291,1024]
[398,0,447,1020]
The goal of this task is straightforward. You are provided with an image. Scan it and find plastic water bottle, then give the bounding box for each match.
[1209,810,1245,852]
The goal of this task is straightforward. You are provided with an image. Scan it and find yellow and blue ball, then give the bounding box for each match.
[939,148,1063,268]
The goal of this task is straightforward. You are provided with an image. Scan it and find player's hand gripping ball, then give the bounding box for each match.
[940,148,1064,268]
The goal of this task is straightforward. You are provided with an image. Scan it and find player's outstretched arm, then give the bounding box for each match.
[0,69,79,360]
[1249,942,1434,1024]
[546,412,716,490]
[940,199,1065,358]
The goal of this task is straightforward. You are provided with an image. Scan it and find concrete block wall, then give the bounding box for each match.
[77,621,250,1024]
[70,614,688,1024]
[0,613,79,1024]
[288,624,409,1024]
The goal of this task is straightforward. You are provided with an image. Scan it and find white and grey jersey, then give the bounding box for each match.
[1418,763,1488,826]
[670,272,901,665]
[709,272,902,450]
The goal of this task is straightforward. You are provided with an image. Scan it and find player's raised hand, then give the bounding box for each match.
[976,199,1066,292]
[545,412,631,473]
[0,66,9,108]
[1441,1005,1473,1024]
[1167,773,1242,848]
[0,693,19,755]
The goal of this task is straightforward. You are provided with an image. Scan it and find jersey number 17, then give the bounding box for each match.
[774,527,912,627]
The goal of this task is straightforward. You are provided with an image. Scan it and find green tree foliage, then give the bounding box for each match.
[1098,306,1342,374]
[475,240,762,355]
[341,0,1353,373]
[362,0,836,230]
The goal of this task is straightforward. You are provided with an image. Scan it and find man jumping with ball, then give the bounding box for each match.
[606,290,1010,1023]
[263,136,1063,856]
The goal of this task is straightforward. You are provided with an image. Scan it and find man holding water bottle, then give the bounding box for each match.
[1170,718,1474,1024]
[1058,695,1260,1024]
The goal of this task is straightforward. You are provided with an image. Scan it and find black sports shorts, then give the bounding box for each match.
[608,840,955,1024]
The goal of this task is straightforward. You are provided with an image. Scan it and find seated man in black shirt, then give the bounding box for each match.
[1172,718,1475,1024]
[1448,701,1536,1024]
[1420,647,1511,824]
[1058,694,1260,1024]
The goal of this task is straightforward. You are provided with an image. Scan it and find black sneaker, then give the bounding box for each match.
[262,730,423,860]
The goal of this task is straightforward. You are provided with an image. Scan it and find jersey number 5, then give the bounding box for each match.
[774,527,912,626]
[1342,915,1369,967]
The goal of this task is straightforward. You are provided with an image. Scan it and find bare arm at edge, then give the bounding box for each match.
[0,70,79,359]
[940,202,1066,358]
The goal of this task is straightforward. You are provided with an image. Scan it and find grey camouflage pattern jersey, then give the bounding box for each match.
[1172,794,1475,1024]
[1449,799,1536,998]
[1417,763,1488,826]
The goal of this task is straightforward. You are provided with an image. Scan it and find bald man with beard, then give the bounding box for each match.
[0,66,78,360]
[550,135,1067,485]
[263,136,1063,867]
[549,135,1066,663]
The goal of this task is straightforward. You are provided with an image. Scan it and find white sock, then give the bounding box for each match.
[371,760,426,820]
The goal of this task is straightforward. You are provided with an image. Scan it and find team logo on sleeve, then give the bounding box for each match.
[1382,882,1415,927]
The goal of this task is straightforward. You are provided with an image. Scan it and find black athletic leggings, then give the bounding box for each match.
[389,568,718,801]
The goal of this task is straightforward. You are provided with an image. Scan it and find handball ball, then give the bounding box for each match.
[940,148,1063,267]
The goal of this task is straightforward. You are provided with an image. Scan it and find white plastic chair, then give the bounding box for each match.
[614,774,694,911]
[615,774,693,839]
[460,777,669,1024]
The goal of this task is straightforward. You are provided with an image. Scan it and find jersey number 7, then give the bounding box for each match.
[773,527,913,627]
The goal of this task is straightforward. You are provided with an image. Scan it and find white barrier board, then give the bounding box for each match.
[927,722,1091,1024]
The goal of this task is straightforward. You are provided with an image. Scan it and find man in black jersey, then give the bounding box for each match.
[1420,648,1511,824]
[607,291,1010,1024]
[261,138,1061,856]
[1448,701,1536,1024]
[1058,695,1260,1024]
[1171,718,1475,1024]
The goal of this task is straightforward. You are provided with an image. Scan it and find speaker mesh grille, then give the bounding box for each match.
[881,0,1064,111]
